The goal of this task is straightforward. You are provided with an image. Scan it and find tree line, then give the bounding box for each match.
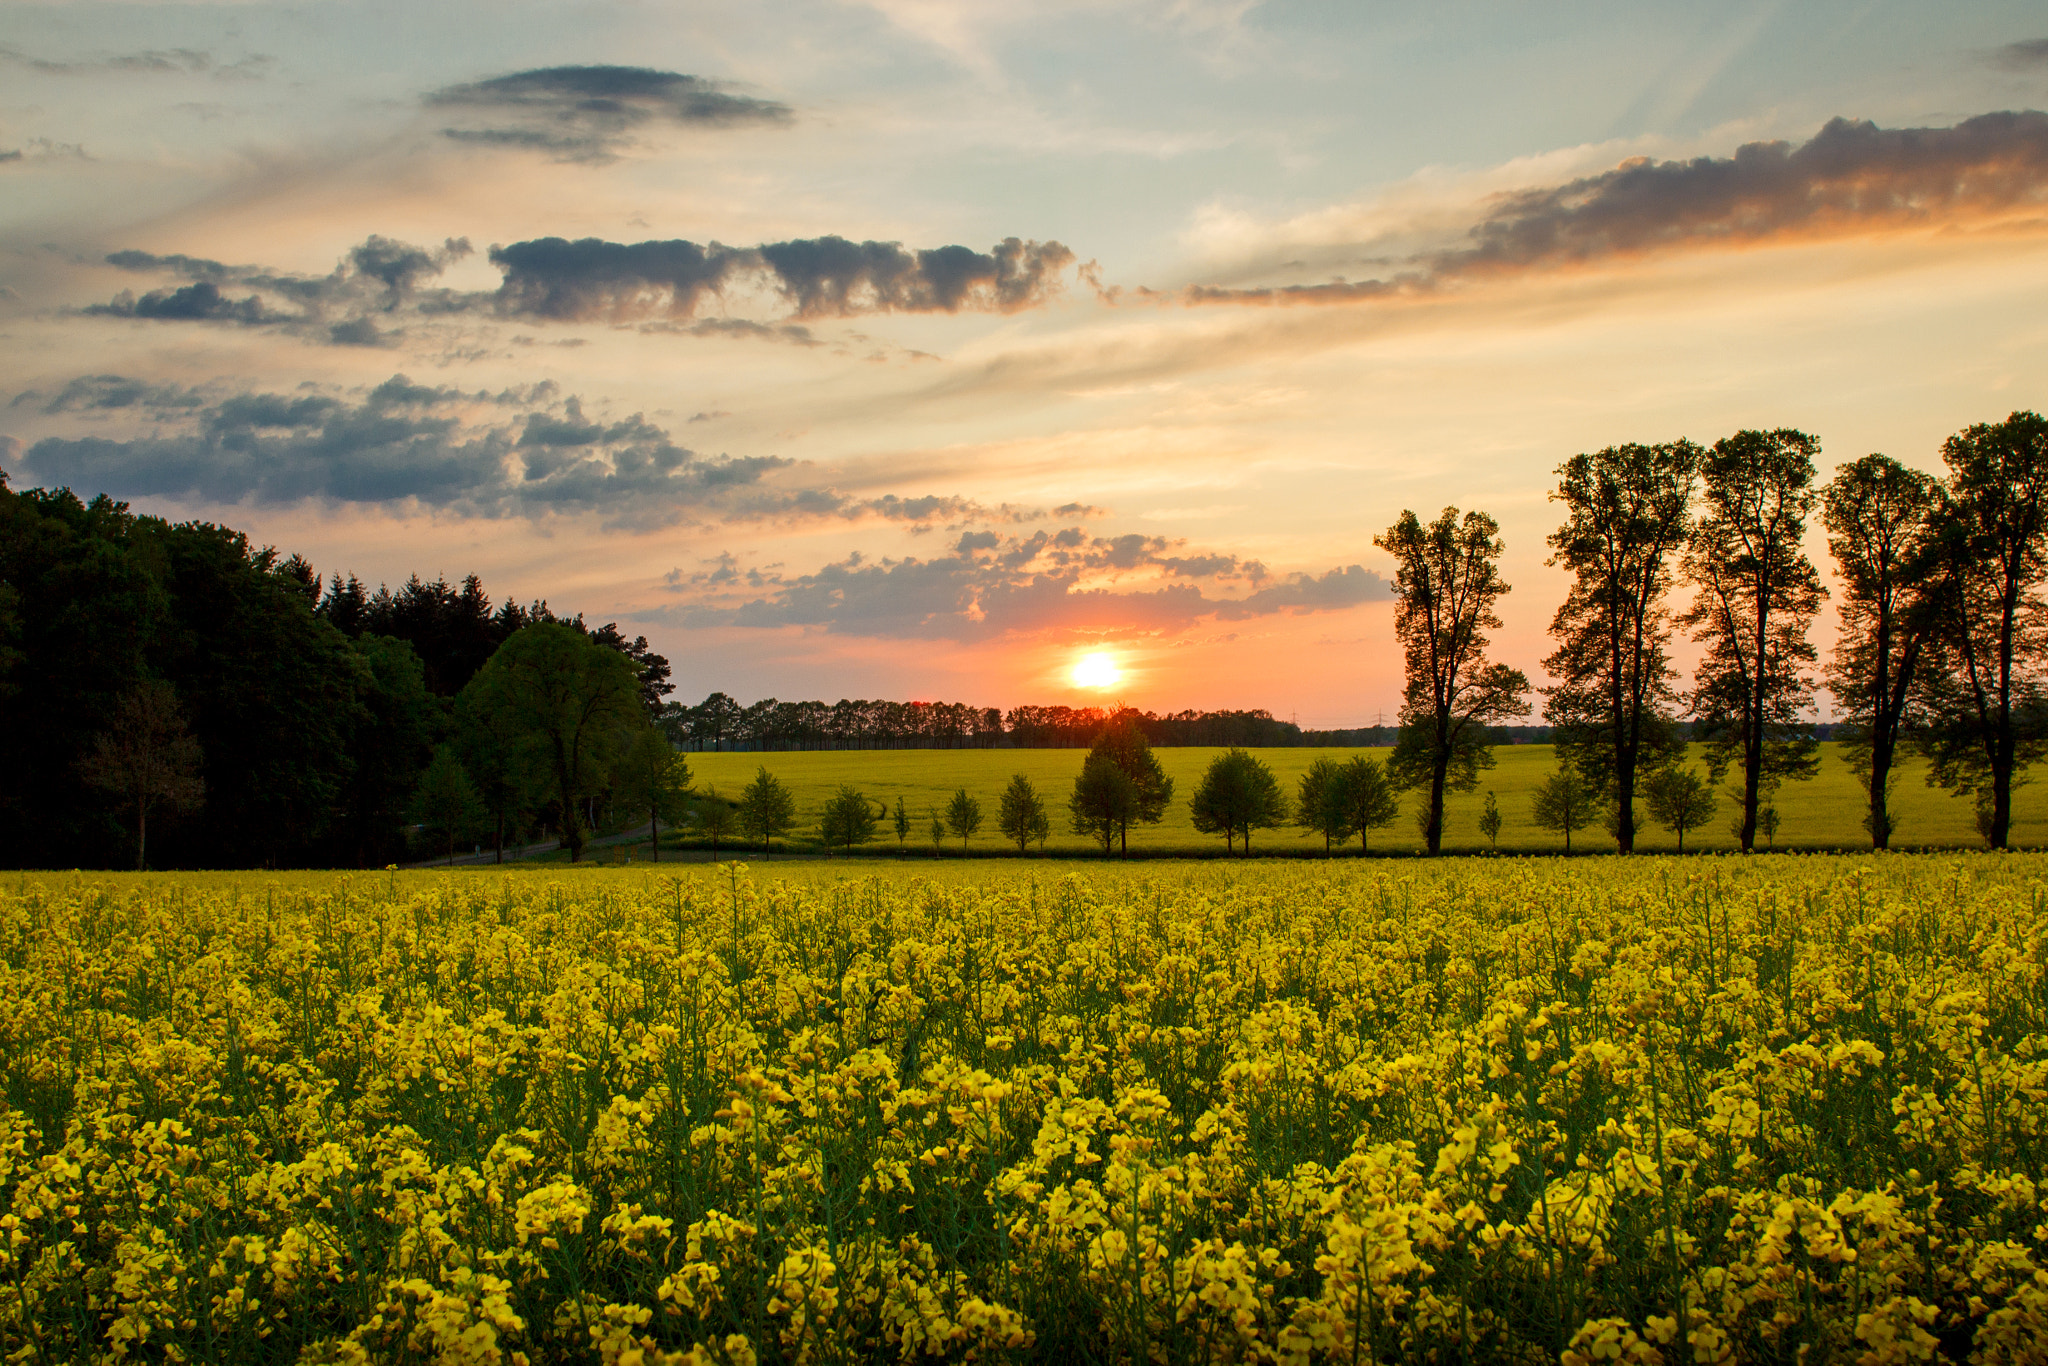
[667,697,1362,751]
[1377,411,2048,854]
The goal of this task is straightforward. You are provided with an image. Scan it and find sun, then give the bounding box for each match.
[1072,651,1121,689]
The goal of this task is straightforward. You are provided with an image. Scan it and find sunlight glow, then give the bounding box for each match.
[1072,651,1121,689]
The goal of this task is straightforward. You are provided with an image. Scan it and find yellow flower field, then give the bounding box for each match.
[1,857,2044,1364]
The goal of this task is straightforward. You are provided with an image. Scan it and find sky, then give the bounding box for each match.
[3,1,2046,725]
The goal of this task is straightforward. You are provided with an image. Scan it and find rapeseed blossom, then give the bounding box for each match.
[0,856,2042,1362]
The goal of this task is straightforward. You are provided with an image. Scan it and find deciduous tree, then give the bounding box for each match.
[1478,790,1501,851]
[1295,757,1351,852]
[944,788,984,849]
[818,785,880,855]
[693,786,737,851]
[1339,755,1401,852]
[738,766,798,853]
[1821,453,1942,848]
[1679,429,1825,852]
[1543,442,1698,852]
[462,622,642,861]
[1645,766,1716,854]
[1376,508,1531,853]
[1081,712,1173,854]
[77,679,205,870]
[1068,755,1137,854]
[1530,764,1602,855]
[409,745,480,865]
[1916,411,2048,849]
[1189,748,1286,855]
[998,774,1049,853]
[610,726,692,862]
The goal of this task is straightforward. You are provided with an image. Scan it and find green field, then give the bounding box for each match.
[675,741,2044,855]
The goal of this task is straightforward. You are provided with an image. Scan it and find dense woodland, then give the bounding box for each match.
[5,408,2045,868]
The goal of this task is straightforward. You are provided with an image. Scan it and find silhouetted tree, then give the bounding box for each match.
[1679,429,1825,851]
[1543,441,1698,852]
[1822,453,1942,848]
[1081,711,1174,854]
[1916,411,2048,849]
[1377,507,1531,853]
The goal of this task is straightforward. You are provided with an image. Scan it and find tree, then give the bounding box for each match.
[77,679,205,870]
[693,785,737,851]
[1083,712,1173,854]
[818,785,880,855]
[1917,412,2048,849]
[1644,766,1716,854]
[456,680,544,863]
[1758,801,1781,848]
[410,745,480,865]
[461,622,642,862]
[998,774,1050,853]
[892,796,911,850]
[1679,429,1826,852]
[928,806,946,851]
[610,726,692,862]
[1530,764,1602,855]
[944,788,984,849]
[1478,790,1502,851]
[1189,748,1287,855]
[1295,757,1352,852]
[1339,755,1400,852]
[1376,508,1531,853]
[738,766,798,853]
[1822,453,1943,849]
[1068,754,1137,853]
[1543,442,1699,852]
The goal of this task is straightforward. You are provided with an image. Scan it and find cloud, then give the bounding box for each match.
[11,374,211,415]
[1990,39,2048,70]
[11,373,790,525]
[661,529,1388,640]
[425,65,791,161]
[85,236,475,344]
[488,233,1077,320]
[1188,112,2048,304]
[0,44,211,76]
[81,231,1075,339]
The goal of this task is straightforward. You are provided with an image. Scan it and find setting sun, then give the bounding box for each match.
[1071,652,1122,689]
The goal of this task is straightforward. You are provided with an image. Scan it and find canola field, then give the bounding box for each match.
[2,857,2044,1364]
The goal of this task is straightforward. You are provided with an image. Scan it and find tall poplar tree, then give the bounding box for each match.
[1375,508,1530,854]
[1542,441,1699,852]
[1678,429,1825,851]
[1916,411,2048,848]
[1821,454,1941,848]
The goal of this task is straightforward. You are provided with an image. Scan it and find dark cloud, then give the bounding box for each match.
[1991,39,2048,70]
[425,65,791,161]
[12,373,791,525]
[1190,112,2048,305]
[0,150,19,164]
[487,234,1076,321]
[11,375,211,415]
[662,531,1387,640]
[82,229,1077,342]
[85,236,473,343]
[1054,501,1107,518]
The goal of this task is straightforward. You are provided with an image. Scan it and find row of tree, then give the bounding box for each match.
[666,697,1338,751]
[1381,411,2048,853]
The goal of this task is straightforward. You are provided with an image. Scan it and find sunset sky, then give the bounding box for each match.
[4,1,2046,725]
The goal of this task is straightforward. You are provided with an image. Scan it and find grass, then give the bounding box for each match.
[672,741,2042,857]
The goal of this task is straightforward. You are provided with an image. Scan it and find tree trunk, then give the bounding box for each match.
[1427,747,1448,856]
[136,798,148,871]
[495,812,505,864]
[649,809,659,862]
[1614,751,1637,854]
[1869,736,1893,851]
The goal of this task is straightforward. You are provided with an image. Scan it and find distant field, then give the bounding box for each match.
[676,741,2043,855]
